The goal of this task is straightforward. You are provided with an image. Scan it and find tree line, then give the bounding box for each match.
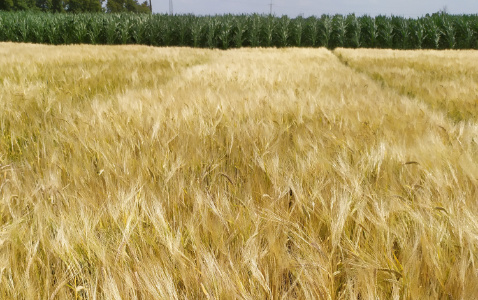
[0,0,151,13]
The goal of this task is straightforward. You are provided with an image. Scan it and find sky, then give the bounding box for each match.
[150,0,478,17]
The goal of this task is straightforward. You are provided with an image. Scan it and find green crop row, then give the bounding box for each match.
[1,11,477,49]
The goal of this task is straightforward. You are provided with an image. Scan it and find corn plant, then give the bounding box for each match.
[233,16,248,48]
[191,16,205,48]
[456,19,474,49]
[333,14,347,47]
[248,14,262,47]
[218,16,233,49]
[347,14,361,48]
[72,15,89,43]
[44,15,60,44]
[161,15,176,46]
[16,17,29,42]
[362,16,378,48]
[378,16,394,48]
[440,15,456,49]
[143,15,159,46]
[394,17,409,49]
[206,17,218,48]
[175,15,190,46]
[104,15,118,44]
[5,14,19,42]
[425,17,441,49]
[471,18,478,49]
[320,15,333,48]
[2,14,17,42]
[87,16,103,44]
[0,15,4,41]
[410,19,426,49]
[292,16,304,47]
[305,16,320,47]
[277,15,290,47]
[27,14,45,43]
[262,15,276,47]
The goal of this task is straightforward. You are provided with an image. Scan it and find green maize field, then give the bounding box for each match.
[0,11,477,49]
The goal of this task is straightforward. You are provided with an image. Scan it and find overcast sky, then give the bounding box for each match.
[150,0,478,17]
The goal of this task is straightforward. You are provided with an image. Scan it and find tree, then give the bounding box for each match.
[124,0,136,12]
[51,0,64,12]
[65,0,103,12]
[12,0,36,10]
[106,0,122,12]
[1,0,66,11]
[87,0,104,12]
[0,0,15,10]
[36,0,51,11]
[106,0,149,13]
[137,1,150,13]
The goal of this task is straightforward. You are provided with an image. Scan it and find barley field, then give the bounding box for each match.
[1,43,478,299]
